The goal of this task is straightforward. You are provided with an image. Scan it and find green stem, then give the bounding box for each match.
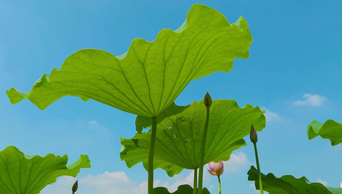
[193,168,198,194]
[253,142,263,194]
[218,175,221,194]
[198,107,210,194]
[148,116,158,194]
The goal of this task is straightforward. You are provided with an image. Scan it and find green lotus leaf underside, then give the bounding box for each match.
[247,166,342,194]
[7,4,252,117]
[0,146,90,194]
[307,119,342,146]
[120,100,266,176]
[153,185,210,194]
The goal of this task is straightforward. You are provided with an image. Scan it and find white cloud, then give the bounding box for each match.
[154,171,194,192]
[315,178,327,186]
[293,94,327,107]
[222,152,250,173]
[208,184,214,190]
[41,171,198,194]
[40,176,77,194]
[40,153,249,194]
[260,107,280,122]
[41,171,145,194]
[80,171,143,194]
[88,120,98,125]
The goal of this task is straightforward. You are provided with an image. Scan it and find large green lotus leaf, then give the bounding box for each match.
[0,146,90,194]
[247,166,340,194]
[154,185,210,194]
[120,135,184,177]
[327,188,342,194]
[135,102,189,133]
[6,4,252,117]
[307,119,342,146]
[120,100,266,176]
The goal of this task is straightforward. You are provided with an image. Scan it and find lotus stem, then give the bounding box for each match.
[193,168,198,194]
[218,175,221,194]
[148,116,158,194]
[253,142,263,194]
[198,101,211,194]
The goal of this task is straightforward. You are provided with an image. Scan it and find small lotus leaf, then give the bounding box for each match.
[0,146,90,194]
[247,166,337,194]
[307,119,342,146]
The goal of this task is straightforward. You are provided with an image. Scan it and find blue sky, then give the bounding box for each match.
[1,0,342,193]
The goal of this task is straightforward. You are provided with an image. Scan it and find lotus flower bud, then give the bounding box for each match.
[250,125,258,143]
[72,180,78,193]
[204,92,212,107]
[207,161,224,176]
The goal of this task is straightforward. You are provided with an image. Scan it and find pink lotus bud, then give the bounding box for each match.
[340,181,342,188]
[204,92,212,107]
[250,125,258,143]
[207,161,224,176]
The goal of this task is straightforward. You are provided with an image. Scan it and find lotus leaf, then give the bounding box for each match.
[6,4,252,118]
[121,100,265,176]
[307,119,342,146]
[153,185,210,194]
[247,166,340,194]
[0,146,90,194]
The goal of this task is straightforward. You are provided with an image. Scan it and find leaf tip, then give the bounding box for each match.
[6,88,29,105]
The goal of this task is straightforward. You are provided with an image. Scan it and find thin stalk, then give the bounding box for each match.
[253,142,263,194]
[148,116,158,194]
[218,175,221,194]
[193,168,198,194]
[198,106,210,194]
